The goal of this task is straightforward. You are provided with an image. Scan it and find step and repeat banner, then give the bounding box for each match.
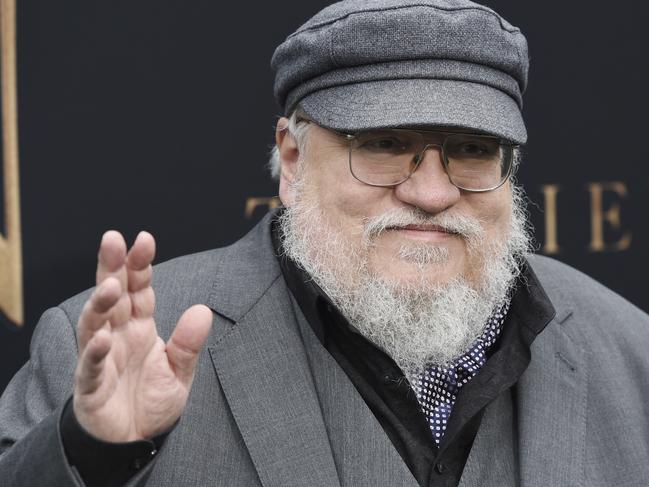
[1,0,647,391]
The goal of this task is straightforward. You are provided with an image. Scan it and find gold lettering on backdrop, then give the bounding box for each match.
[244,196,281,219]
[540,184,561,254]
[0,0,22,326]
[587,182,632,253]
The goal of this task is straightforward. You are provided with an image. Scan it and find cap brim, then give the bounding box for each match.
[298,79,527,144]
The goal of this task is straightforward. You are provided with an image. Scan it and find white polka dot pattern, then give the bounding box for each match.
[410,302,510,444]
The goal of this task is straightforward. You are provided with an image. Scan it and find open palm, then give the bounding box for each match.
[73,231,212,442]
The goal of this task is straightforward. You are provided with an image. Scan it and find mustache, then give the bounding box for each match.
[362,207,485,243]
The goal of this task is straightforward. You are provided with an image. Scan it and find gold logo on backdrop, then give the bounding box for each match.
[0,0,23,326]
[587,182,633,252]
[244,196,281,219]
[539,182,634,255]
[540,184,561,255]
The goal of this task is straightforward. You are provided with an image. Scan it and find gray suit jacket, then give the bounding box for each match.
[1,213,648,486]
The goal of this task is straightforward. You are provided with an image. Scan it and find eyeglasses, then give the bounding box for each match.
[341,128,518,192]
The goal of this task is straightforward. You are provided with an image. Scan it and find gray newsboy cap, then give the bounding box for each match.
[271,0,529,143]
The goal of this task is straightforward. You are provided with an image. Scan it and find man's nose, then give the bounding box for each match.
[393,145,462,214]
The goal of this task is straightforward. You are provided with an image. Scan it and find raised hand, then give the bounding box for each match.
[73,231,212,443]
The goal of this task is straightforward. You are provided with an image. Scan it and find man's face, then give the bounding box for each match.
[278,121,513,289]
[276,118,530,371]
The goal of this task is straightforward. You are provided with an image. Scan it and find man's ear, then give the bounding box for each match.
[276,117,301,208]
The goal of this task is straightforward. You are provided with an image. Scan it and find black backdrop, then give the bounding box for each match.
[1,0,647,392]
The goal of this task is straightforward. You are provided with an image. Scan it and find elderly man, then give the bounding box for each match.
[1,0,648,486]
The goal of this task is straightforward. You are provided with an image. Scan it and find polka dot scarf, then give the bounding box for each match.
[410,302,510,444]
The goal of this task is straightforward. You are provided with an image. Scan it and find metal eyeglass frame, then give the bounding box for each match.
[340,128,519,193]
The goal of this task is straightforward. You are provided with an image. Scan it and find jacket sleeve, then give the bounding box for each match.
[0,304,166,487]
[0,306,85,485]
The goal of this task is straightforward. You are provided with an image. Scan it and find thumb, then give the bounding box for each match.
[167,304,213,387]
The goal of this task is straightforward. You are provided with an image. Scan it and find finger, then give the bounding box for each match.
[96,231,128,288]
[77,277,122,352]
[129,286,155,319]
[166,305,213,388]
[126,231,156,293]
[125,232,156,318]
[75,328,112,396]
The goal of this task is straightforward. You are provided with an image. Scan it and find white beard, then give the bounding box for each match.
[279,180,532,376]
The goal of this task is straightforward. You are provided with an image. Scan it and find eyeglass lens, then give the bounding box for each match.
[349,130,512,191]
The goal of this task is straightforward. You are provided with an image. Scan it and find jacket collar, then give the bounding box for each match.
[206,212,282,322]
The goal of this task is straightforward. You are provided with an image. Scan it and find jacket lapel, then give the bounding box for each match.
[459,318,587,487]
[516,312,588,487]
[205,215,340,487]
[460,263,587,487]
